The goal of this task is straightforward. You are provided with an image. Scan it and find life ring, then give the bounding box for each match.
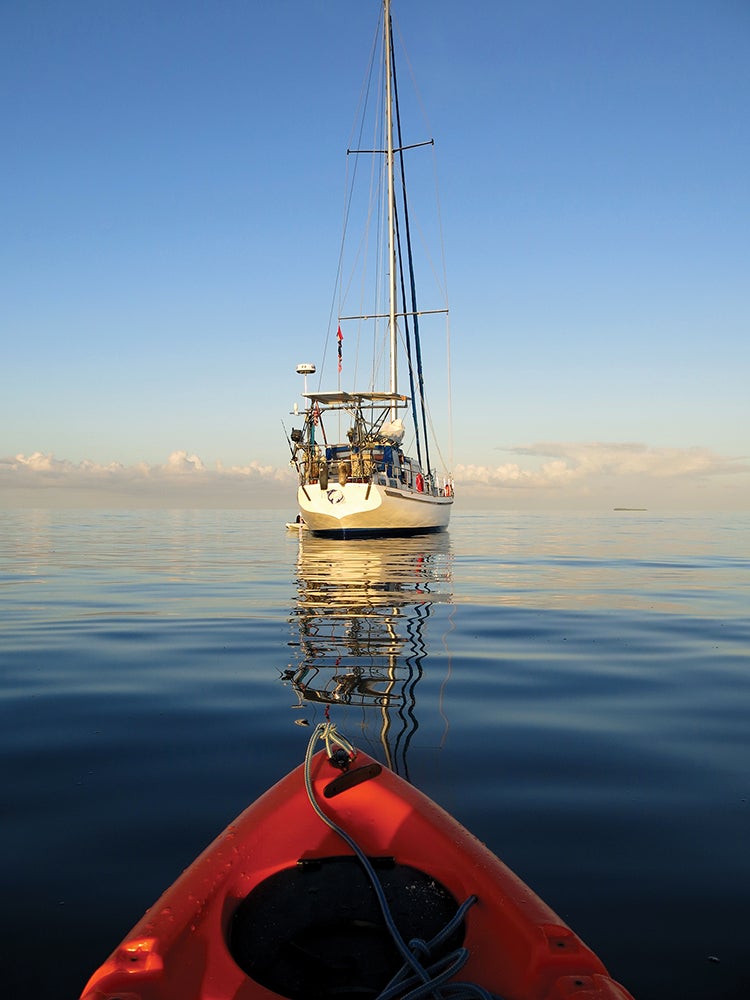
[415,473,424,493]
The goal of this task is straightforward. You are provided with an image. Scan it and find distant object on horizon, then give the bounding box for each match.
[613,507,648,511]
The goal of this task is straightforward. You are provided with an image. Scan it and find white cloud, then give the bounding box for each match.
[454,442,750,510]
[1,442,748,510]
[0,451,295,508]
[164,451,206,474]
[517,441,746,479]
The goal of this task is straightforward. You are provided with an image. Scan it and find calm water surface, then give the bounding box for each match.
[1,508,749,998]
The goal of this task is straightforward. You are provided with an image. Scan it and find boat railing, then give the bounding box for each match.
[300,445,451,498]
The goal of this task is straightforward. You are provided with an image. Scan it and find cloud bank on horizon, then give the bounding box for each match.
[0,450,292,508]
[457,442,748,487]
[2,443,747,510]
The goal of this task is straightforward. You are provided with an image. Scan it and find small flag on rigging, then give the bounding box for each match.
[337,325,343,373]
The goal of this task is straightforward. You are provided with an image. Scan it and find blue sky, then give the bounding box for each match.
[2,0,748,509]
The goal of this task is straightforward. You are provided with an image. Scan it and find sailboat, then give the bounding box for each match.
[287,0,454,538]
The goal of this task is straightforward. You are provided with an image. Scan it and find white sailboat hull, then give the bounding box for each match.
[298,481,452,537]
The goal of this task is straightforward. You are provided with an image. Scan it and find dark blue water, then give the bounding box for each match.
[1,508,748,998]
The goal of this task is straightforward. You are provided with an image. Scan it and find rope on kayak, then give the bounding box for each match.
[304,723,505,1000]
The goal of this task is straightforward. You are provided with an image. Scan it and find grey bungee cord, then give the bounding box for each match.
[303,723,504,1000]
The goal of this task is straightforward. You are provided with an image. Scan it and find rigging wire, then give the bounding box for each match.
[389,13,432,478]
[306,0,453,486]
[321,7,382,392]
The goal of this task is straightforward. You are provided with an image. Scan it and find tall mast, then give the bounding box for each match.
[384,0,397,414]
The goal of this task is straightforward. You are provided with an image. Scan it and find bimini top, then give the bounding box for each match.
[303,391,409,406]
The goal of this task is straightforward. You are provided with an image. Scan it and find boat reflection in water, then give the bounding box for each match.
[283,532,453,776]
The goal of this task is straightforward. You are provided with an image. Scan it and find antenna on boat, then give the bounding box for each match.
[296,363,316,397]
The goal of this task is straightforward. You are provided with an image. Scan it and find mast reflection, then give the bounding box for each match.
[283,532,453,777]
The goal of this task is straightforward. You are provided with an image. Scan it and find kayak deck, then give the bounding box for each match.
[81,730,634,1000]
